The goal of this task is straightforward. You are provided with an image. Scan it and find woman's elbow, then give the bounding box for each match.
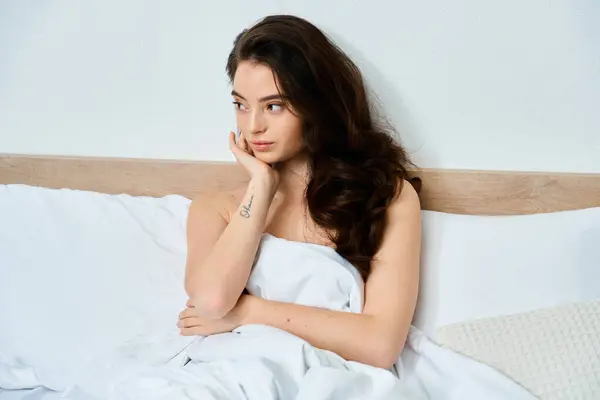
[187,288,232,319]
[364,330,407,369]
[373,352,400,370]
[185,272,227,318]
[365,345,400,370]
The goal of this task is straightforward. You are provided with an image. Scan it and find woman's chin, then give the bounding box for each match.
[254,152,281,165]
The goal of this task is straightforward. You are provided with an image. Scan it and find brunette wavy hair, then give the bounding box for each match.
[226,15,418,280]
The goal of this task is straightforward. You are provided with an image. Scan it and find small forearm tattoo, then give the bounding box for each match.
[240,195,254,218]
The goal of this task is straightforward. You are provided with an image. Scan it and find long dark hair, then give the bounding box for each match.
[226,15,417,280]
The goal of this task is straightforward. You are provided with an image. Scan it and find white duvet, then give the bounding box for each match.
[63,234,537,400]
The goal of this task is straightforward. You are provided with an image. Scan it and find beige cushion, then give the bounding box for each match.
[436,300,600,399]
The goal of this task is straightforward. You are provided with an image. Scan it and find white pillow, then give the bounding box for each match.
[413,207,600,337]
[0,185,192,391]
[435,299,600,399]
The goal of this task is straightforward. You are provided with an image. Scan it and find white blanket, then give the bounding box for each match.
[64,234,537,400]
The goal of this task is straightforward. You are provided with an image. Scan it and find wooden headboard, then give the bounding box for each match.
[1,153,599,215]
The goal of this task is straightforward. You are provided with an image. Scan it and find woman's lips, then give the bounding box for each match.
[250,141,274,151]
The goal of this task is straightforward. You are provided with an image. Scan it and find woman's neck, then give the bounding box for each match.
[275,153,310,198]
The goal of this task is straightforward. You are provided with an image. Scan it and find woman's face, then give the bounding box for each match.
[231,61,305,165]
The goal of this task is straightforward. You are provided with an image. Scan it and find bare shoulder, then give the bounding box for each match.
[388,179,421,218]
[374,178,421,255]
[370,178,421,264]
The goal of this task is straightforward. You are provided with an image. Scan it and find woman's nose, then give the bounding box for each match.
[248,110,266,135]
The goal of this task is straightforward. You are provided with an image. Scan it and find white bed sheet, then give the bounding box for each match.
[0,388,63,400]
[62,234,536,400]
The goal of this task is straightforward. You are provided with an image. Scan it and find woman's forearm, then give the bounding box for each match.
[243,297,402,369]
[187,179,274,318]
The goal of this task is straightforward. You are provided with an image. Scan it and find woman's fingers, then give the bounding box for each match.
[178,316,201,328]
[228,130,274,182]
[229,131,257,167]
[247,137,255,156]
[228,131,239,153]
[239,132,247,151]
[180,326,205,336]
[229,130,252,154]
[178,307,197,320]
[178,315,208,336]
[229,131,248,158]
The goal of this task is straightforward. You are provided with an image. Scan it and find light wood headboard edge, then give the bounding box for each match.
[1,153,599,215]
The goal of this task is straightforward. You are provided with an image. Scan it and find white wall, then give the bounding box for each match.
[1,0,598,172]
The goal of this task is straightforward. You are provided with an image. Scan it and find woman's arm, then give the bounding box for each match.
[180,180,420,368]
[242,180,421,369]
[185,180,274,319]
[185,132,278,319]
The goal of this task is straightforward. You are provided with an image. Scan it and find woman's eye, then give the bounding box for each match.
[232,101,247,111]
[267,103,283,112]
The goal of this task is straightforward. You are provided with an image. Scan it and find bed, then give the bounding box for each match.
[1,153,599,399]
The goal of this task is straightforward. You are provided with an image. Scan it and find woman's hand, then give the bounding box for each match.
[178,294,252,336]
[228,131,279,192]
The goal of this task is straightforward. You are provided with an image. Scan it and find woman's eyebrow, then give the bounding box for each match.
[231,90,285,103]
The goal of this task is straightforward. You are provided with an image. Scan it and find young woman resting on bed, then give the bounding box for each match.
[179,14,421,370]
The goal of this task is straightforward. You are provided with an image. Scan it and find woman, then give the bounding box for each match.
[178,15,421,370]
